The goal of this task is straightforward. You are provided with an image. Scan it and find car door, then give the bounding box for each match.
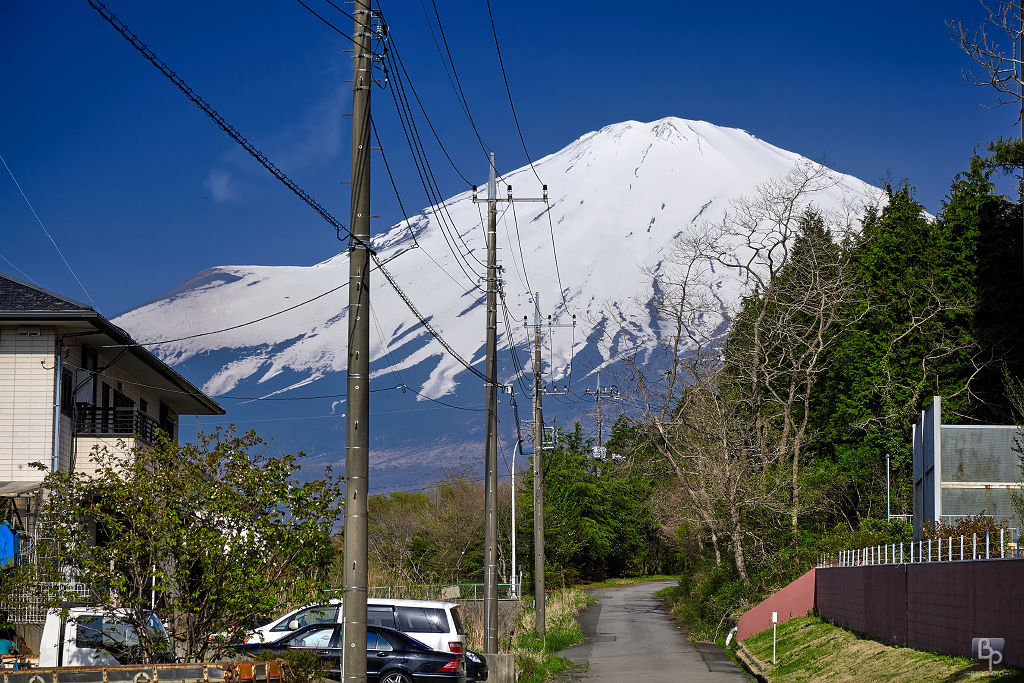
[281,624,338,673]
[366,629,397,682]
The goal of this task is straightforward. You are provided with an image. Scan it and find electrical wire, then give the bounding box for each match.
[423,0,491,158]
[102,282,347,348]
[87,1,359,247]
[89,4,494,391]
[382,39,485,273]
[1,152,96,307]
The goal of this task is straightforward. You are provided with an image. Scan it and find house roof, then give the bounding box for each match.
[0,272,224,416]
[0,273,92,312]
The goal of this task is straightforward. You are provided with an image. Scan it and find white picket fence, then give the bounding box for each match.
[818,528,1021,568]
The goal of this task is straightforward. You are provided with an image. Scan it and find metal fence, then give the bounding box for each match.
[328,581,523,602]
[818,528,1022,568]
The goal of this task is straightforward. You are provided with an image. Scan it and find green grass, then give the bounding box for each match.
[511,588,590,683]
[742,616,1024,682]
[577,575,679,589]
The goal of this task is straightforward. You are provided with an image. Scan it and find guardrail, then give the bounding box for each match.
[818,528,1022,567]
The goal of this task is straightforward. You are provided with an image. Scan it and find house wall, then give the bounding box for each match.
[0,328,176,481]
[0,326,56,481]
[72,436,138,477]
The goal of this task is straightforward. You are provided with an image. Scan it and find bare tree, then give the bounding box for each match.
[949,1,1024,272]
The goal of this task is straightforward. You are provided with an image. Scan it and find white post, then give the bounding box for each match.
[772,612,778,664]
[928,539,932,562]
[1001,528,1004,558]
[960,535,964,562]
[973,533,977,560]
[986,531,990,559]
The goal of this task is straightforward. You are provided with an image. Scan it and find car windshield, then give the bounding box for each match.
[76,613,171,663]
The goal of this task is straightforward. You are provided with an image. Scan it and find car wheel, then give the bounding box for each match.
[380,672,411,683]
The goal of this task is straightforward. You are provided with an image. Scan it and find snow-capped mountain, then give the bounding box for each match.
[114,118,879,490]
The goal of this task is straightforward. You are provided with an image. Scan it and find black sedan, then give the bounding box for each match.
[233,624,465,683]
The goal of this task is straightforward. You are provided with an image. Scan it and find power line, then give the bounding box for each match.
[91,3,491,391]
[102,282,347,348]
[1,152,96,307]
[87,0,358,246]
[484,0,540,185]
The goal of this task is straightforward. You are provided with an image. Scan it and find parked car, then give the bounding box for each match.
[464,650,487,682]
[234,623,465,683]
[246,599,466,654]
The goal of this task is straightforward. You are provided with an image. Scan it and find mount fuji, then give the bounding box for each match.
[113,117,881,492]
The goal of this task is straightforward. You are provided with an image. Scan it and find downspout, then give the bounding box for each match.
[51,336,64,475]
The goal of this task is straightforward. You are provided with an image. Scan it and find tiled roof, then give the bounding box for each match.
[0,273,92,312]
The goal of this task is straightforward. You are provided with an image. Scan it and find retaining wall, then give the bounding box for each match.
[736,568,815,640]
[815,559,1024,666]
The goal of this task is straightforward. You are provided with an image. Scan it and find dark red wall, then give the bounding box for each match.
[736,568,815,640]
[815,560,1024,666]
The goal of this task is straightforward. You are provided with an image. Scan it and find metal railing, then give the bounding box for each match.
[818,528,1022,568]
[76,406,160,443]
[328,581,523,602]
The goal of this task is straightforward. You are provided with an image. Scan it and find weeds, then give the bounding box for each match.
[511,589,590,683]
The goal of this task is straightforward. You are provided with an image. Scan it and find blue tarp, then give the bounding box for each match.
[0,523,18,568]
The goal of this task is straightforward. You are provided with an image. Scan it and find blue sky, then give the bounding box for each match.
[1,0,1018,318]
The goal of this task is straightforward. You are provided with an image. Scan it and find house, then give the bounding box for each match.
[0,272,224,536]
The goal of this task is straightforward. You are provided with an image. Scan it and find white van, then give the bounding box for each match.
[245,598,466,653]
[38,606,173,667]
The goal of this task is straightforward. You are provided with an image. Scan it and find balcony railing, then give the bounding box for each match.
[75,406,160,443]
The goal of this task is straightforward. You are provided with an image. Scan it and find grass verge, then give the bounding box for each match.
[511,588,591,683]
[742,616,1024,682]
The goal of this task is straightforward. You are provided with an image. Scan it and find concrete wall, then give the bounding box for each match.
[736,568,815,640]
[816,560,1024,666]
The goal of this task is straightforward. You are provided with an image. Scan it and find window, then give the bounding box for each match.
[272,605,338,632]
[60,369,73,417]
[374,632,394,652]
[367,606,396,629]
[449,606,465,635]
[396,607,449,633]
[286,626,333,649]
[366,632,378,650]
[140,399,148,415]
[76,616,104,648]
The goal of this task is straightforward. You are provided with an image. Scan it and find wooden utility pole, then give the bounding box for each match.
[483,152,500,655]
[475,178,549,642]
[342,2,372,682]
[531,293,545,636]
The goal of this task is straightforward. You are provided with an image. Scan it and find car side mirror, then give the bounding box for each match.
[288,620,300,631]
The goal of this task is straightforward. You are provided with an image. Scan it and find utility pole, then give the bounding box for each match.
[473,170,548,648]
[482,152,500,655]
[522,297,574,636]
[342,2,372,682]
[585,374,619,454]
[531,294,545,637]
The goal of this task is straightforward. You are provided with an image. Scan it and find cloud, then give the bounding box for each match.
[204,168,238,202]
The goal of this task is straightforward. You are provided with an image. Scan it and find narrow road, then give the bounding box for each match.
[559,580,749,683]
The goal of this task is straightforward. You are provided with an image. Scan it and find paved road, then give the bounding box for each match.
[559,580,749,683]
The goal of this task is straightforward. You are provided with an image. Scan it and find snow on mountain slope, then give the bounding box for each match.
[113,118,880,481]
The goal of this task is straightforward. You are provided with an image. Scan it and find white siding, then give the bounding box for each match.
[0,326,56,481]
[72,436,138,478]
